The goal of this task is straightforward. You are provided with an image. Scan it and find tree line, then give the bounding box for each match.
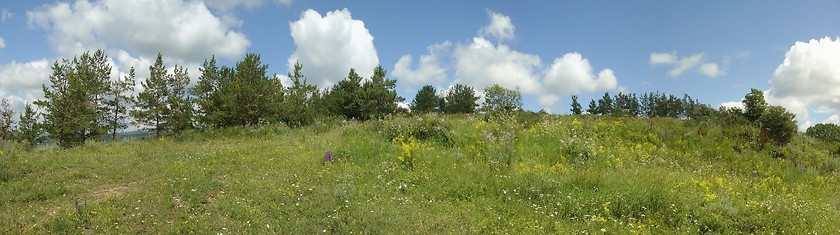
[0,49,801,148]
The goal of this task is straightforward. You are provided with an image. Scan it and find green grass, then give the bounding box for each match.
[1,114,838,233]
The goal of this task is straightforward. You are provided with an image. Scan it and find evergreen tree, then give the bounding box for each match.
[282,61,318,127]
[168,65,192,134]
[440,84,479,114]
[132,53,171,138]
[104,66,135,140]
[596,92,613,115]
[35,60,78,147]
[231,54,278,126]
[586,99,597,114]
[326,68,365,119]
[361,65,403,119]
[17,103,44,147]
[0,98,14,141]
[569,95,582,115]
[411,85,439,113]
[191,56,221,129]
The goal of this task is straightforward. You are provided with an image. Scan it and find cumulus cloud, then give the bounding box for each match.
[543,52,617,95]
[26,0,249,62]
[393,41,450,86]
[453,37,542,94]
[649,52,723,77]
[0,37,5,49]
[287,8,379,89]
[479,9,515,42]
[450,10,617,110]
[766,37,840,129]
[0,59,52,117]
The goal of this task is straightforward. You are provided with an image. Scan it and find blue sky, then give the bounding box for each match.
[1,0,839,130]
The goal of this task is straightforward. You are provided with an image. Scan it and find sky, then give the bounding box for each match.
[0,0,839,131]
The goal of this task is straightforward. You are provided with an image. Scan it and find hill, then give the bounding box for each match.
[1,113,838,233]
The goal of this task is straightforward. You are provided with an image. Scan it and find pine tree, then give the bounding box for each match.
[586,99,597,115]
[133,53,171,138]
[191,56,221,128]
[411,85,439,113]
[441,84,479,114]
[36,60,82,148]
[327,68,365,119]
[282,61,317,127]
[361,65,402,119]
[168,65,192,134]
[104,67,135,140]
[569,95,582,115]
[17,103,44,147]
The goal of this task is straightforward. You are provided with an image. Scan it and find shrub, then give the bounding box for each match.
[382,113,451,144]
[758,105,797,146]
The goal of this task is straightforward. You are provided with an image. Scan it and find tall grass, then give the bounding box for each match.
[0,113,838,233]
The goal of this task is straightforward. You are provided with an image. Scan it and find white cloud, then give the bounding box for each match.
[453,37,542,94]
[287,8,379,89]
[479,9,515,42]
[649,52,677,65]
[0,37,5,49]
[1,8,11,22]
[203,0,292,11]
[667,53,703,77]
[543,52,617,95]
[766,37,840,130]
[450,11,617,110]
[699,63,723,77]
[26,0,249,62]
[393,41,450,86]
[718,101,744,110]
[650,52,724,78]
[0,59,52,118]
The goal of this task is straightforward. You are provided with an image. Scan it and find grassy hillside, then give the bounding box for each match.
[1,114,838,233]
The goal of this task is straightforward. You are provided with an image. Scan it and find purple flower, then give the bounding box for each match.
[323,151,333,163]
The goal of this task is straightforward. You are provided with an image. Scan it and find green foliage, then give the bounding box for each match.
[440,84,479,114]
[481,84,522,114]
[132,53,172,138]
[189,54,283,129]
[0,98,14,141]
[806,123,840,142]
[280,61,318,127]
[758,105,797,146]
[361,66,403,119]
[595,92,613,115]
[326,68,365,119]
[411,85,439,113]
[381,113,451,144]
[569,95,582,115]
[16,103,44,148]
[586,99,597,114]
[103,67,135,140]
[35,50,112,148]
[325,66,403,120]
[743,88,767,122]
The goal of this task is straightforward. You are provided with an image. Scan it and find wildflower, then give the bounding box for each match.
[323,151,333,163]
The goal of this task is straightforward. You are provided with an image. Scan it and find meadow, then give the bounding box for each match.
[1,113,838,233]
